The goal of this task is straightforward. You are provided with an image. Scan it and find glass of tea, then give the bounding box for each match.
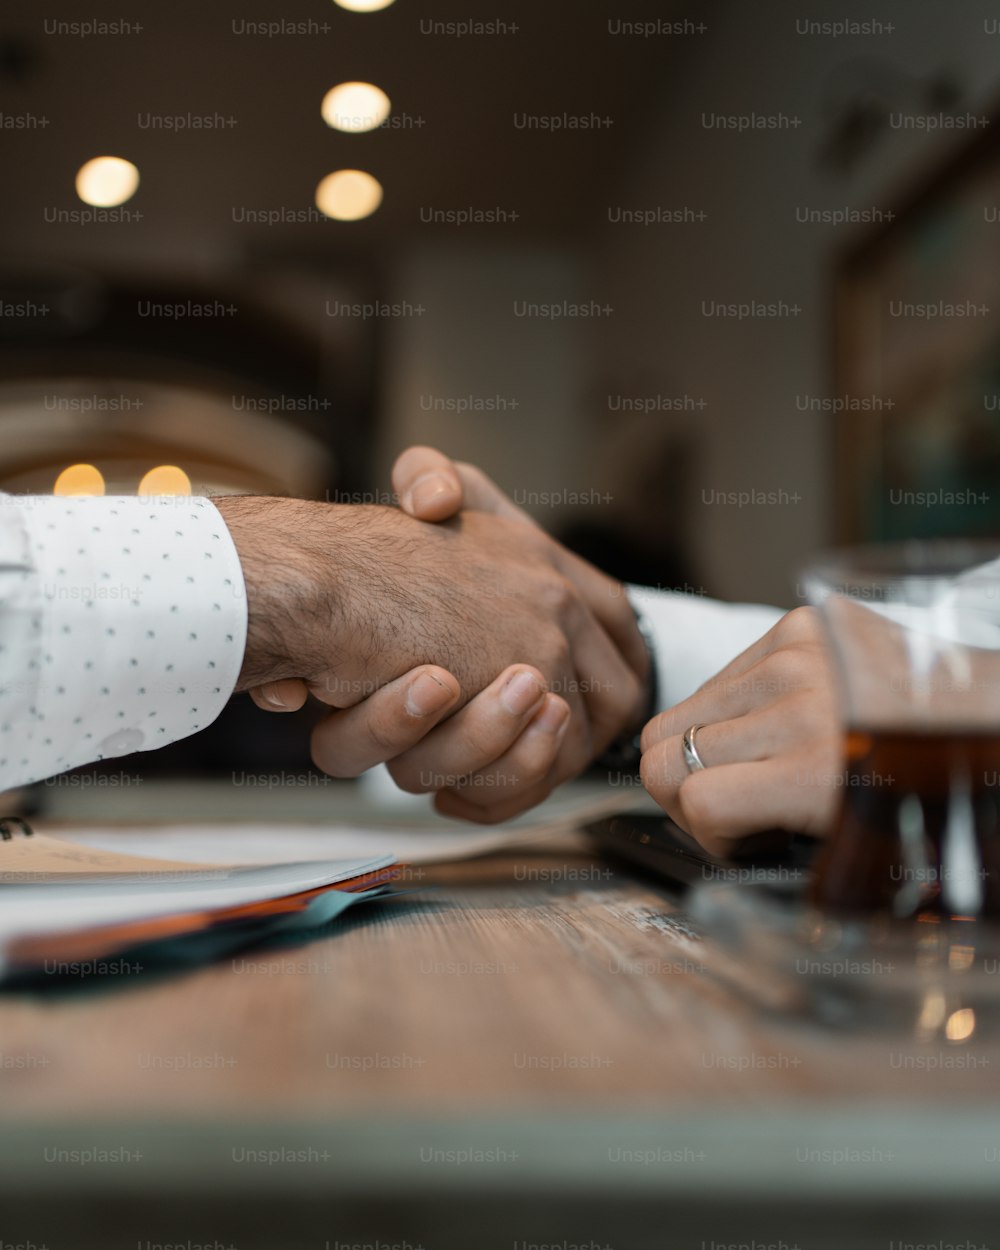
[801,542,1000,922]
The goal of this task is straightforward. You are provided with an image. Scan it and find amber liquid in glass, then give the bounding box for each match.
[808,729,1000,919]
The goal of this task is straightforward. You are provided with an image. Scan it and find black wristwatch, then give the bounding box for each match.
[595,610,659,773]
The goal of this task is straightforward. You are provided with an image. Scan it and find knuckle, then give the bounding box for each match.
[638,749,657,792]
[587,684,637,752]
[540,627,572,673]
[640,741,672,792]
[641,740,688,793]
[774,605,819,644]
[469,807,510,826]
[607,580,640,626]
[460,720,509,765]
[437,792,499,825]
[452,772,507,803]
[386,760,430,794]
[677,772,722,839]
[520,781,554,812]
[512,744,554,787]
[363,714,403,758]
[538,574,577,618]
[310,729,361,780]
[640,711,674,753]
[758,644,813,690]
[607,668,642,724]
[469,793,536,824]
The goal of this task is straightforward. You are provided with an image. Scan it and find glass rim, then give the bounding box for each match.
[801,539,1000,589]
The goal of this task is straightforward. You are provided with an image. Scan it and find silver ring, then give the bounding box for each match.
[681,724,709,774]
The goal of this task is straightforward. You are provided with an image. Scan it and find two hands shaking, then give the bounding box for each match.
[218,446,649,825]
[216,447,841,851]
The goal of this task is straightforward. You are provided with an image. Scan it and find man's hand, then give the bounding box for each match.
[374,447,650,820]
[217,489,647,819]
[390,446,651,679]
[639,607,841,856]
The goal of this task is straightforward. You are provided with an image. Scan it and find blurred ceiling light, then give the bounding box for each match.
[333,0,396,11]
[54,464,105,496]
[315,169,383,221]
[138,465,192,496]
[75,156,140,207]
[321,81,391,133]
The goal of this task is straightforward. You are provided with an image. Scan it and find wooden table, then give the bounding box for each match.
[2,784,999,1248]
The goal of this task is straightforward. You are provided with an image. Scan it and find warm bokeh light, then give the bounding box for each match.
[138,465,193,496]
[321,82,391,133]
[945,1007,976,1042]
[53,464,106,497]
[332,0,396,11]
[315,169,383,221]
[75,156,140,207]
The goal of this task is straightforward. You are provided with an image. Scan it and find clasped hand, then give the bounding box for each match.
[218,448,649,823]
[225,449,844,848]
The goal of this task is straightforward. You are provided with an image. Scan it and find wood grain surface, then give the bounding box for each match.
[2,829,997,1122]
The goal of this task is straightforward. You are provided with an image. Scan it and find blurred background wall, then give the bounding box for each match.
[379,0,1000,605]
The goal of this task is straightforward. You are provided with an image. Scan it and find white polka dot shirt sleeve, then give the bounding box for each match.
[0,495,247,789]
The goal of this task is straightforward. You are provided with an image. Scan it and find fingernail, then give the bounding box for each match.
[501,670,545,716]
[406,671,452,717]
[533,697,569,735]
[406,473,451,515]
[260,686,288,709]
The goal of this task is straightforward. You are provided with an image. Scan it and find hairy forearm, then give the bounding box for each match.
[214,495,646,763]
[213,496,438,699]
[214,495,339,692]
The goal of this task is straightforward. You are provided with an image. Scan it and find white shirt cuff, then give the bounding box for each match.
[4,495,247,787]
[627,584,784,710]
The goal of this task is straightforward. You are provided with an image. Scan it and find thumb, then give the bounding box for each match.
[249,679,310,712]
[392,445,465,522]
[393,444,538,527]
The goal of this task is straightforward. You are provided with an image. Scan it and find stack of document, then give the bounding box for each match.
[0,824,400,982]
[0,788,637,983]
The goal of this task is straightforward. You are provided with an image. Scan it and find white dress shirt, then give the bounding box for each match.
[629,584,783,710]
[0,495,781,791]
[0,495,246,791]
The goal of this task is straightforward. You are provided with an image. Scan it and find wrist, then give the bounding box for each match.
[596,611,659,772]
[214,495,342,692]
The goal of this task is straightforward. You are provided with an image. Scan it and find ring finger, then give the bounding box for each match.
[640,701,797,809]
